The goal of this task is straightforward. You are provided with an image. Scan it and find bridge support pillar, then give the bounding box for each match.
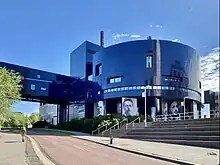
[57,103,69,124]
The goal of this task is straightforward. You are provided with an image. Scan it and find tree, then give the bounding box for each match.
[0,67,22,127]
[29,112,40,124]
[8,112,26,127]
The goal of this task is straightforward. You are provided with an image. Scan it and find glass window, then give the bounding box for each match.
[95,64,102,76]
[129,86,133,90]
[107,89,111,92]
[40,87,46,91]
[37,75,41,78]
[121,87,125,91]
[161,86,166,90]
[125,87,128,90]
[108,76,122,84]
[132,86,137,90]
[140,86,145,89]
[110,78,114,84]
[146,55,153,68]
[115,77,122,83]
[110,89,114,92]
[31,84,35,90]
[99,65,102,75]
[117,88,121,91]
[137,86,141,90]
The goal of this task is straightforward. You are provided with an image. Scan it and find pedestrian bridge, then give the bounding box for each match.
[0,61,103,122]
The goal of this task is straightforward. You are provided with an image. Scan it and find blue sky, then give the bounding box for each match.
[0,0,219,115]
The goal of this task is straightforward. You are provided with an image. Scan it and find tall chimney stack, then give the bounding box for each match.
[100,30,104,47]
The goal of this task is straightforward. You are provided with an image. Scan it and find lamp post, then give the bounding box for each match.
[142,86,149,127]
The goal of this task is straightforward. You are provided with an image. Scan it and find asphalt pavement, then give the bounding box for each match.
[28,131,176,165]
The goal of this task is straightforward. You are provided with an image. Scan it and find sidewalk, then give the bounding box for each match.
[0,132,26,165]
[74,136,220,165]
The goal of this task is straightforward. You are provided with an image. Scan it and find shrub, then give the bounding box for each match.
[53,114,152,133]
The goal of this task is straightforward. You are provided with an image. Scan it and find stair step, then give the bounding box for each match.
[154,118,219,124]
[152,122,220,126]
[122,135,220,141]
[141,139,220,149]
[130,126,219,132]
[127,131,220,136]
[147,123,220,128]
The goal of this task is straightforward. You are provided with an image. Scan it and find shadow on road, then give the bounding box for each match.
[4,140,22,144]
[27,130,73,137]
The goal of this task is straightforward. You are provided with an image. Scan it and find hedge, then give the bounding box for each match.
[50,114,152,134]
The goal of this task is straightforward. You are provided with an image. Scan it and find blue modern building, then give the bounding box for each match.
[71,33,201,118]
[1,31,202,121]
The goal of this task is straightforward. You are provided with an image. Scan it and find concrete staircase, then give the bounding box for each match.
[121,118,220,149]
[99,122,148,137]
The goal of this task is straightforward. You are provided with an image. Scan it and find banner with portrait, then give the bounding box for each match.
[122,97,138,116]
[169,101,181,115]
[94,101,105,117]
[161,100,182,115]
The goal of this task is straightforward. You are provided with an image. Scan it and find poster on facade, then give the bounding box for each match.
[122,97,138,116]
[94,101,105,117]
[169,101,181,115]
[117,102,122,115]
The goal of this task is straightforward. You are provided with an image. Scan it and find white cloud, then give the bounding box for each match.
[201,47,220,92]
[130,34,141,38]
[149,24,153,28]
[172,39,180,42]
[112,33,129,40]
[155,25,163,28]
[112,33,142,44]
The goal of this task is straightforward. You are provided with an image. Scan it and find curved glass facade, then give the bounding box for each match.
[92,39,201,116]
[93,39,201,102]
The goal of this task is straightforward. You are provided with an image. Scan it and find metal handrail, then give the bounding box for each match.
[92,123,110,136]
[156,110,220,122]
[125,117,141,129]
[101,118,128,137]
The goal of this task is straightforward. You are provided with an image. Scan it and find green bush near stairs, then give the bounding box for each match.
[50,114,152,134]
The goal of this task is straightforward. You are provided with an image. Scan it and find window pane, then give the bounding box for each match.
[99,65,102,75]
[31,84,35,90]
[110,78,114,83]
[146,56,152,68]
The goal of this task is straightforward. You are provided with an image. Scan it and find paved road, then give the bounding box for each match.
[29,131,176,165]
[0,132,26,165]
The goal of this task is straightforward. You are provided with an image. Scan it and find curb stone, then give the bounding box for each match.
[72,136,199,165]
[26,136,55,165]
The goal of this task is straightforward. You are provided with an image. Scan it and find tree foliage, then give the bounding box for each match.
[29,112,40,124]
[0,67,22,127]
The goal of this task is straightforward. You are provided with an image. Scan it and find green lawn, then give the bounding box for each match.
[32,128,75,136]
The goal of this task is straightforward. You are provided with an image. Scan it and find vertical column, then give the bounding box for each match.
[154,40,161,96]
[58,104,68,123]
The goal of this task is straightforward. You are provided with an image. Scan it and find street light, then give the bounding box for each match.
[142,85,150,127]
